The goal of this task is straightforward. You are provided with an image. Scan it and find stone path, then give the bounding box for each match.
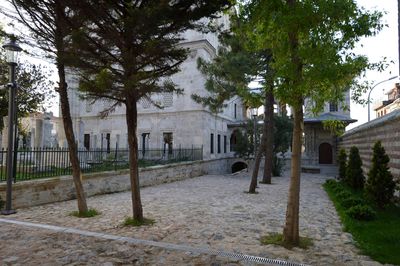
[0,171,383,265]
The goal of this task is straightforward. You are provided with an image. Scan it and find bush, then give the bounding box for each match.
[346,146,364,190]
[325,179,338,187]
[341,197,364,209]
[336,190,353,200]
[365,141,396,208]
[272,155,284,176]
[346,204,376,221]
[338,148,347,180]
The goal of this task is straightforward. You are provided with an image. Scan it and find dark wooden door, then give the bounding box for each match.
[319,142,333,164]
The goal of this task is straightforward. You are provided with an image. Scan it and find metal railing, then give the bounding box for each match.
[0,146,203,182]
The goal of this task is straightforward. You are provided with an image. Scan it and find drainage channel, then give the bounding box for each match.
[0,218,308,266]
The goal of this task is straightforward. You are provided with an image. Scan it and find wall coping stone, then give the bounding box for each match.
[342,109,400,138]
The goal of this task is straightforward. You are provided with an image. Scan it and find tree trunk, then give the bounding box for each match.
[261,89,274,184]
[54,1,88,214]
[125,97,143,221]
[283,0,303,246]
[57,64,88,214]
[283,103,303,246]
[248,131,266,193]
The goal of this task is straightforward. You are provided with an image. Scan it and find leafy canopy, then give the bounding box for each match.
[243,0,384,110]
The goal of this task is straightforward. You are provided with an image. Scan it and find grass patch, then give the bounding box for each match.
[324,180,400,265]
[123,217,155,227]
[70,208,100,218]
[260,232,313,249]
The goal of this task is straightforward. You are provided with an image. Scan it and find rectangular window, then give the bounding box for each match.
[210,133,214,154]
[224,136,227,153]
[106,133,111,153]
[234,104,237,119]
[329,102,338,112]
[84,134,90,150]
[217,134,221,153]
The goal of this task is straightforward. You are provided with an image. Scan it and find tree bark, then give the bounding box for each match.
[57,64,88,214]
[283,0,302,246]
[261,89,274,184]
[55,1,88,214]
[125,97,144,221]
[248,130,266,193]
[283,103,303,245]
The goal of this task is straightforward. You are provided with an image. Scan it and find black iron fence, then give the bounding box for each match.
[0,146,203,182]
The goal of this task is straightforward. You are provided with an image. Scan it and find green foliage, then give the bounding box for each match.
[345,205,376,221]
[243,0,385,109]
[323,120,346,136]
[70,208,100,218]
[233,128,253,159]
[338,149,347,181]
[272,155,284,176]
[365,141,396,208]
[273,115,293,154]
[346,146,364,190]
[193,13,269,112]
[341,197,364,209]
[324,180,400,264]
[123,217,155,227]
[0,53,54,131]
[260,232,313,250]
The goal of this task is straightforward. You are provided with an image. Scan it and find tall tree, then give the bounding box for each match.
[0,58,54,132]
[66,1,231,222]
[194,14,276,192]
[8,0,89,214]
[244,0,383,245]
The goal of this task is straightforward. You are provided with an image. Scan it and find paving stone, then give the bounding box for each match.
[0,171,385,265]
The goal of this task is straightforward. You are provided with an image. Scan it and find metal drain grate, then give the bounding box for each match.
[0,218,308,266]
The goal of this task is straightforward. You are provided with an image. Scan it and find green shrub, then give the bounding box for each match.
[346,204,376,221]
[341,197,364,209]
[346,146,364,190]
[272,155,284,176]
[338,148,347,180]
[325,179,338,187]
[365,141,396,208]
[336,190,353,200]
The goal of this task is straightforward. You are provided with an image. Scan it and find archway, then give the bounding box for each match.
[231,161,248,173]
[319,142,333,164]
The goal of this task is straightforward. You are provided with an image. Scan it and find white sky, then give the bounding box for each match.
[1,1,399,128]
[350,0,399,129]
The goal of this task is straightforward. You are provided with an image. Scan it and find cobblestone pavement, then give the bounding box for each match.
[0,171,384,265]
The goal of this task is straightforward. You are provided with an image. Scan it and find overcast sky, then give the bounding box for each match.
[350,0,399,129]
[1,1,399,128]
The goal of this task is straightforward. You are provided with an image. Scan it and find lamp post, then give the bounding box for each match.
[1,38,22,215]
[367,75,398,122]
[250,107,258,157]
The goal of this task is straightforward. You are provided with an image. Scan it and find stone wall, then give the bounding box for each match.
[338,109,400,180]
[0,158,234,209]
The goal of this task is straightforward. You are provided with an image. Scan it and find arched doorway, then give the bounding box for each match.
[319,142,333,164]
[231,161,248,173]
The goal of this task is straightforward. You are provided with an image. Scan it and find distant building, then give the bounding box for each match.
[374,83,400,118]
[302,92,356,173]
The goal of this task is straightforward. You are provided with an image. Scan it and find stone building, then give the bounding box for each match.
[58,18,247,160]
[374,83,400,118]
[302,93,356,173]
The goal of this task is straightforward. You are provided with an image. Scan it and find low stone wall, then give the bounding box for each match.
[0,158,233,209]
[338,109,400,180]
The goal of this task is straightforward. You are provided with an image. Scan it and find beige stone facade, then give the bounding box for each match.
[58,22,246,160]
